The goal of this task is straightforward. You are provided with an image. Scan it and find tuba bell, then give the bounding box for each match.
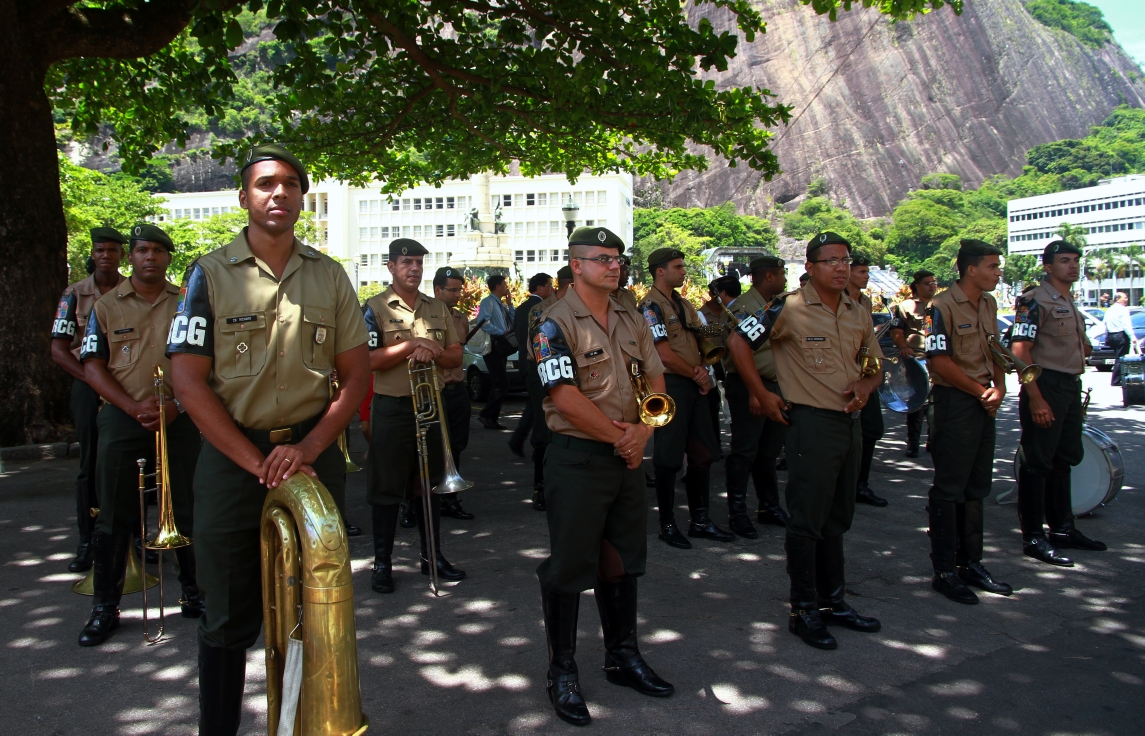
[987,333,1042,384]
[628,360,676,427]
[262,473,368,736]
[693,323,729,366]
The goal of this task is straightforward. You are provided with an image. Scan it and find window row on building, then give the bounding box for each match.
[495,191,608,208]
[1009,195,1145,222]
[1009,221,1145,242]
[169,206,239,220]
[357,220,606,245]
[514,249,569,264]
[359,196,472,214]
[358,251,455,267]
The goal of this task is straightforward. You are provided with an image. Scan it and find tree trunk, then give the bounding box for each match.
[0,10,72,445]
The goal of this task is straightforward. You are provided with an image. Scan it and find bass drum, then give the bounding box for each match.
[1011,425,1124,516]
[877,356,930,414]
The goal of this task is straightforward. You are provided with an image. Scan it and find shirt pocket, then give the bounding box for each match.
[954,323,978,355]
[383,327,413,348]
[108,330,142,369]
[800,339,835,374]
[1042,311,1076,337]
[417,314,450,345]
[574,347,613,399]
[216,311,268,379]
[302,305,336,371]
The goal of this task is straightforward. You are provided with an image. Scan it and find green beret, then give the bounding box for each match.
[911,269,935,285]
[434,266,463,282]
[1043,239,1082,263]
[749,255,785,271]
[242,143,309,194]
[806,231,851,258]
[850,252,872,267]
[128,223,174,252]
[958,239,1003,257]
[90,227,127,245]
[647,247,685,271]
[569,226,624,252]
[556,265,574,282]
[388,238,428,259]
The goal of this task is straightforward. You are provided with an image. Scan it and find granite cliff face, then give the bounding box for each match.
[661,0,1145,218]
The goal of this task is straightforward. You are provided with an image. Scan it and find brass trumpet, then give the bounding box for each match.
[987,333,1042,384]
[628,360,676,427]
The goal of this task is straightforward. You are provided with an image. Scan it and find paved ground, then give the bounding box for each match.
[1,369,1143,735]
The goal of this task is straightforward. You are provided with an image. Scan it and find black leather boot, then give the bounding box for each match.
[757,504,789,527]
[855,482,888,507]
[1018,464,1073,566]
[175,546,206,618]
[654,469,690,548]
[816,536,880,633]
[595,577,674,697]
[957,500,1012,596]
[371,503,399,593]
[1046,466,1107,551]
[399,499,416,529]
[70,481,96,572]
[440,493,475,520]
[416,496,465,581]
[78,531,127,647]
[198,638,247,736]
[541,587,590,726]
[785,535,837,649]
[905,409,923,458]
[532,483,546,511]
[68,542,93,573]
[726,477,758,540]
[685,467,734,543]
[929,501,978,604]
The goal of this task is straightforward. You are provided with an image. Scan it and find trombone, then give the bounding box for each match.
[136,366,191,644]
[330,372,361,472]
[628,360,676,427]
[987,333,1042,384]
[408,361,473,595]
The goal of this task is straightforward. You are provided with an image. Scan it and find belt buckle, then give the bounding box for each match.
[268,427,293,443]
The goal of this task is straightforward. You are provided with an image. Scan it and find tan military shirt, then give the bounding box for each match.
[531,287,665,440]
[612,287,640,313]
[925,281,997,388]
[724,286,779,381]
[732,283,881,412]
[443,307,470,385]
[890,298,930,351]
[1011,281,1088,376]
[363,287,459,397]
[638,286,703,374]
[166,229,369,429]
[81,279,180,401]
[51,273,126,360]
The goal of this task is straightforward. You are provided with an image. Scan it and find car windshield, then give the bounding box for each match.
[1131,312,1145,330]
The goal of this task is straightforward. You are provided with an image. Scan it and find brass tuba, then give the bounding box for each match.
[262,473,368,736]
[987,333,1042,384]
[628,360,676,427]
[692,323,729,366]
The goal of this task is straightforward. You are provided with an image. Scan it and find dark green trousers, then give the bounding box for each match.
[859,390,884,440]
[366,394,443,505]
[784,405,860,540]
[525,366,552,447]
[1018,370,1084,474]
[72,379,101,542]
[652,374,719,472]
[538,437,648,594]
[929,386,995,503]
[724,373,786,509]
[441,383,471,471]
[194,432,344,650]
[94,404,199,538]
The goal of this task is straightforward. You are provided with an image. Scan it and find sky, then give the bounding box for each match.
[1087,0,1145,66]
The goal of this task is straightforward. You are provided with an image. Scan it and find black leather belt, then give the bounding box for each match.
[550,432,616,456]
[242,413,323,445]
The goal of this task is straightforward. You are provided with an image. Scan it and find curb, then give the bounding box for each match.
[0,442,81,463]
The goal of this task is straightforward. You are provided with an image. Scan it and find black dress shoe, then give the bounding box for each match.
[478,416,506,430]
[441,499,475,520]
[775,456,787,471]
[78,604,120,647]
[604,654,675,697]
[958,562,1012,596]
[820,602,881,632]
[788,607,837,650]
[856,483,888,507]
[728,513,759,539]
[1049,529,1107,551]
[757,505,789,527]
[344,523,362,537]
[181,591,206,618]
[399,503,416,529]
[1024,538,1074,567]
[687,519,734,543]
[904,446,920,459]
[68,542,93,573]
[422,553,466,581]
[507,438,525,457]
[371,559,394,594]
[658,522,692,549]
[932,571,978,604]
[532,489,546,511]
[548,672,591,726]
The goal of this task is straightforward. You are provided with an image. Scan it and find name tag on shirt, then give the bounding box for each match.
[113,328,135,334]
[805,336,825,342]
[225,315,258,325]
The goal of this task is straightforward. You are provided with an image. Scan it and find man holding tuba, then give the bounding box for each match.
[1010,240,1106,566]
[889,269,939,458]
[362,241,466,594]
[168,145,370,735]
[531,227,674,726]
[640,247,734,549]
[76,224,202,647]
[923,239,1012,605]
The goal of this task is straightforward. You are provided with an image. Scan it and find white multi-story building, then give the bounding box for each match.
[152,172,634,294]
[1007,175,1145,304]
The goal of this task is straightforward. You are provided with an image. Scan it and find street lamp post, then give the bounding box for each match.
[562,198,579,238]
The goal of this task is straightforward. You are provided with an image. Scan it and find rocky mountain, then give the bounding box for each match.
[659,0,1145,218]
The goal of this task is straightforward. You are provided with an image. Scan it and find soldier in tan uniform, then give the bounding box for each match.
[845,254,888,508]
[889,269,939,457]
[532,227,673,726]
[729,232,883,650]
[700,275,741,450]
[612,254,640,312]
[168,145,370,735]
[50,228,126,572]
[1011,240,1105,566]
[723,257,790,531]
[363,241,465,594]
[76,224,202,647]
[640,247,734,548]
[433,266,475,520]
[924,239,1012,606]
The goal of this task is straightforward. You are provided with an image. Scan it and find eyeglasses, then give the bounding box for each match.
[809,257,854,267]
[574,255,627,267]
[440,287,462,294]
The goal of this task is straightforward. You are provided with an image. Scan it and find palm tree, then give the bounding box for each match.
[1056,222,1090,250]
[1085,250,1110,304]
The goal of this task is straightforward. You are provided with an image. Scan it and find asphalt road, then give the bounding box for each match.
[1,368,1142,735]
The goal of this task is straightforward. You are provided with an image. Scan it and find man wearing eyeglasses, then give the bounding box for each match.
[889,269,938,458]
[725,231,883,651]
[531,227,673,726]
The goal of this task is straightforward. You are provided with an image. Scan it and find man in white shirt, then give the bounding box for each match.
[477,275,516,428]
[1104,292,1137,386]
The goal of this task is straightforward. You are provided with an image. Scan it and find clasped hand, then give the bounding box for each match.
[612,420,653,469]
[408,337,444,364]
[133,396,179,431]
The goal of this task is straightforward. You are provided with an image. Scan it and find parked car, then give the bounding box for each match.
[1082,307,1105,322]
[462,341,527,402]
